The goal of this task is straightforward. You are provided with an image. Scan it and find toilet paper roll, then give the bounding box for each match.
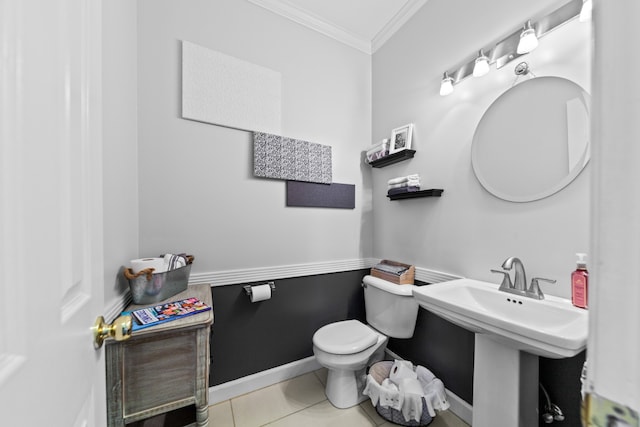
[389,360,417,385]
[250,284,272,303]
[130,257,166,274]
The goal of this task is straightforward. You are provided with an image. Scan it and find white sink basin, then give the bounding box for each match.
[412,278,588,358]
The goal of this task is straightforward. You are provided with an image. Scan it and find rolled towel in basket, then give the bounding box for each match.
[163,253,188,271]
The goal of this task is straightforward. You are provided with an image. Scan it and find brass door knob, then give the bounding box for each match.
[93,314,133,348]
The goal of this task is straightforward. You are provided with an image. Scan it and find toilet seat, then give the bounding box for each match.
[313,320,378,355]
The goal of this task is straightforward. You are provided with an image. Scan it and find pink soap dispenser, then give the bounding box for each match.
[571,253,588,309]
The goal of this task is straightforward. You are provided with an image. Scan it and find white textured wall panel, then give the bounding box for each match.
[182,40,282,134]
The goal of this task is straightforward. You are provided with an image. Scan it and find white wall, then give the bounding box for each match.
[372,0,591,298]
[136,0,372,273]
[102,0,139,309]
[589,0,640,411]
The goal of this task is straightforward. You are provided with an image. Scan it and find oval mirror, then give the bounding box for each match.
[471,76,590,202]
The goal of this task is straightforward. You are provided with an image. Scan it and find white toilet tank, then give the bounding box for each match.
[363,275,419,338]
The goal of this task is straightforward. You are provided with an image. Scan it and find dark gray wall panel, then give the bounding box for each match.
[387,308,475,404]
[209,270,368,386]
[286,181,355,209]
[538,351,586,427]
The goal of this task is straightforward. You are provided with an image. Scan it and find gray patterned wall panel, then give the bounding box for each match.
[254,132,332,184]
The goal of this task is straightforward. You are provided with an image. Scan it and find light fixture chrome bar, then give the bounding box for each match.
[443,0,582,87]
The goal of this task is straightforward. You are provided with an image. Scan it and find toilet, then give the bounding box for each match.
[312,275,419,409]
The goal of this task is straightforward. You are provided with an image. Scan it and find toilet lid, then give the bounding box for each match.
[313,320,378,355]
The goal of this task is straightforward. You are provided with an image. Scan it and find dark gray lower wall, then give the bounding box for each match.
[208,271,585,427]
[386,306,475,403]
[209,270,368,386]
[538,351,586,427]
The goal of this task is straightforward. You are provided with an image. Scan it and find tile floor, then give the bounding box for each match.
[207,369,470,427]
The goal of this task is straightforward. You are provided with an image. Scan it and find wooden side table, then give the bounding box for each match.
[106,284,214,427]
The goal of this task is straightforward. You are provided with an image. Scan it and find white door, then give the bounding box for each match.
[0,0,107,426]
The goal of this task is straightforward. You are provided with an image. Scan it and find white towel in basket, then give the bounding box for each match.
[364,360,451,423]
[424,378,450,414]
[363,375,403,411]
[398,377,424,422]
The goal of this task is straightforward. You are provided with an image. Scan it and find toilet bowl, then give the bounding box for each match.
[312,319,388,408]
[312,275,419,409]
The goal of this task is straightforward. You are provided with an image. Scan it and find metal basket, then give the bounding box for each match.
[366,361,434,427]
[126,257,193,304]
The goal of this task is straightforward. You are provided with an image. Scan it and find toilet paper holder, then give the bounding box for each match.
[243,281,276,297]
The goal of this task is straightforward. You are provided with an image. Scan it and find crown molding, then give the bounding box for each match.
[248,0,428,54]
[371,0,429,53]
[248,0,372,54]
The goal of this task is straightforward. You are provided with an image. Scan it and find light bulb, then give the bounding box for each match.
[579,0,592,22]
[473,50,490,77]
[517,21,538,54]
[440,73,453,96]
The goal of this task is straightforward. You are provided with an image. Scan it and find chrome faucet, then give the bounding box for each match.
[501,257,527,291]
[491,257,556,300]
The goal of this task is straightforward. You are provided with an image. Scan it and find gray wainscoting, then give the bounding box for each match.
[207,269,585,426]
[209,270,368,386]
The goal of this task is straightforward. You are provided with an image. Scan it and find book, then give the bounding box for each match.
[125,297,211,331]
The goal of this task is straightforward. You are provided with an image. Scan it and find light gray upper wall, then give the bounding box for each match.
[136,0,372,273]
[103,0,139,307]
[372,0,591,298]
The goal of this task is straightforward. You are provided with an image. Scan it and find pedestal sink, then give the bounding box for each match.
[412,278,588,427]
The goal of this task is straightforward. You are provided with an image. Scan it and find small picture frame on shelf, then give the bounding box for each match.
[390,124,413,154]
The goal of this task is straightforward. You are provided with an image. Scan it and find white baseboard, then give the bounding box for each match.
[384,348,473,425]
[208,356,322,405]
[443,388,473,425]
[103,291,132,323]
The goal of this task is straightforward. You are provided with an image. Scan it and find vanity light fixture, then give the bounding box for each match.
[439,72,454,96]
[437,0,584,96]
[473,50,490,77]
[579,0,592,22]
[516,20,539,54]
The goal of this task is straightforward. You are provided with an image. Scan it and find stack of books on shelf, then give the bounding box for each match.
[387,174,420,197]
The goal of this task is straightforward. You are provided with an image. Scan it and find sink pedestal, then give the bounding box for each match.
[412,278,588,426]
[473,334,539,427]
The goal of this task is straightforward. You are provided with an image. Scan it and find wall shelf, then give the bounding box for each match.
[369,149,415,168]
[387,189,444,200]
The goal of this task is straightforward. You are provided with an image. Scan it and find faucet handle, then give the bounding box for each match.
[528,277,556,300]
[491,269,513,291]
